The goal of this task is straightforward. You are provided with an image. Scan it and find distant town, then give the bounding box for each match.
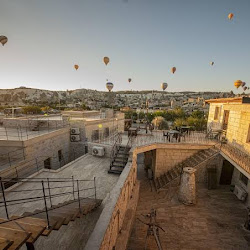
[0,87,237,114]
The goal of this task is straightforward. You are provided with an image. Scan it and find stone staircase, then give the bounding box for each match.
[154,147,219,190]
[0,198,101,250]
[108,145,131,175]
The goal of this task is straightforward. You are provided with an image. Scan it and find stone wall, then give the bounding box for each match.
[85,151,137,250]
[23,128,71,170]
[208,102,250,154]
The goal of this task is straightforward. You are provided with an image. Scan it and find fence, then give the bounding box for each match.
[0,176,96,228]
[0,147,85,188]
[0,117,69,141]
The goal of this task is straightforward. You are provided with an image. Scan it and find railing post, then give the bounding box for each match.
[35,158,39,172]
[72,176,75,200]
[15,167,19,180]
[47,178,52,208]
[77,180,81,214]
[41,180,50,228]
[0,177,9,219]
[94,177,97,201]
[8,153,11,167]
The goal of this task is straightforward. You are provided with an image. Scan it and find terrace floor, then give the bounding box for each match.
[128,165,250,249]
[0,154,119,249]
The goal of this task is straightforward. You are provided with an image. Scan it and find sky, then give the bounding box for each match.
[0,0,250,92]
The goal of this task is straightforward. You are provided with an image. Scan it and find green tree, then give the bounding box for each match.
[22,106,42,114]
[152,116,169,130]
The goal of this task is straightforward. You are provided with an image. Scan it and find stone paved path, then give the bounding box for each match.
[128,178,250,250]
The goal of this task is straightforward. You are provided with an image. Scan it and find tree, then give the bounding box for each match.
[22,106,42,114]
[174,118,187,127]
[152,116,169,130]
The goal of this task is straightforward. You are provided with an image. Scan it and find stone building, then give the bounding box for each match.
[206,96,250,205]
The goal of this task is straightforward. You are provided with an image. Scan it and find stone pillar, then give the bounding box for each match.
[178,167,196,205]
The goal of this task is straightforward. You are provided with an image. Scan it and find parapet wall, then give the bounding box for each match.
[85,152,137,250]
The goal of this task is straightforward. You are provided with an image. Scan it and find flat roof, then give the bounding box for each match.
[205,96,250,104]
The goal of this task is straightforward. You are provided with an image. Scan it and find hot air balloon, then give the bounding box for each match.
[210,62,214,66]
[243,86,247,91]
[171,67,176,74]
[242,82,246,87]
[234,80,243,89]
[228,13,234,20]
[161,83,168,91]
[106,82,114,92]
[128,78,132,83]
[74,65,79,70]
[103,57,110,66]
[0,36,8,46]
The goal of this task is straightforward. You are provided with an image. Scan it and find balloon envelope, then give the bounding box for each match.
[228,13,234,20]
[171,67,176,74]
[74,65,79,70]
[242,82,246,87]
[161,83,168,91]
[103,57,110,65]
[128,78,132,83]
[210,62,214,66]
[0,36,8,46]
[106,82,114,92]
[234,80,243,89]
[243,86,247,91]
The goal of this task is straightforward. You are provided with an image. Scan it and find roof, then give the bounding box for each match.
[205,96,250,104]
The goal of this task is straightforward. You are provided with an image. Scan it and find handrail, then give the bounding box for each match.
[0,176,97,226]
[110,133,122,167]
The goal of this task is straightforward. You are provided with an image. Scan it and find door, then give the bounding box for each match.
[220,160,234,185]
[222,110,230,131]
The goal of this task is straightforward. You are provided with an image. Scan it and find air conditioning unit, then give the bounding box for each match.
[92,146,105,157]
[234,185,247,201]
[71,128,80,135]
[71,135,80,142]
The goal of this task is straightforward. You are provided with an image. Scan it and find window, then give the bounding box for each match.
[104,127,109,138]
[44,158,51,169]
[246,124,250,143]
[214,107,220,120]
[58,150,62,162]
[240,172,248,186]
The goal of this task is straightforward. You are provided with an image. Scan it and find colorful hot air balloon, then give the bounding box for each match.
[210,62,214,66]
[228,13,234,20]
[242,82,246,87]
[161,83,168,91]
[171,67,176,74]
[234,80,243,89]
[106,82,114,92]
[128,78,132,83]
[0,36,8,46]
[74,65,79,70]
[103,57,110,66]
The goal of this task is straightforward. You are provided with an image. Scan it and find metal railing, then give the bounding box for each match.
[0,118,69,141]
[0,148,85,188]
[0,176,97,228]
[134,130,218,147]
[220,142,250,173]
[110,133,122,168]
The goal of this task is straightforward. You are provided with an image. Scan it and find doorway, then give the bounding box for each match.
[44,158,51,169]
[222,110,230,131]
[220,160,234,185]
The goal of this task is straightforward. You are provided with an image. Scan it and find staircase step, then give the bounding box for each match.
[34,210,72,225]
[0,218,45,245]
[112,161,126,167]
[0,237,13,250]
[0,226,31,250]
[51,207,79,220]
[108,169,122,174]
[10,216,56,236]
[22,212,65,231]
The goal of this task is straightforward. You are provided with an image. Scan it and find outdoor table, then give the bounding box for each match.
[167,130,181,142]
[180,126,191,135]
[128,127,138,137]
